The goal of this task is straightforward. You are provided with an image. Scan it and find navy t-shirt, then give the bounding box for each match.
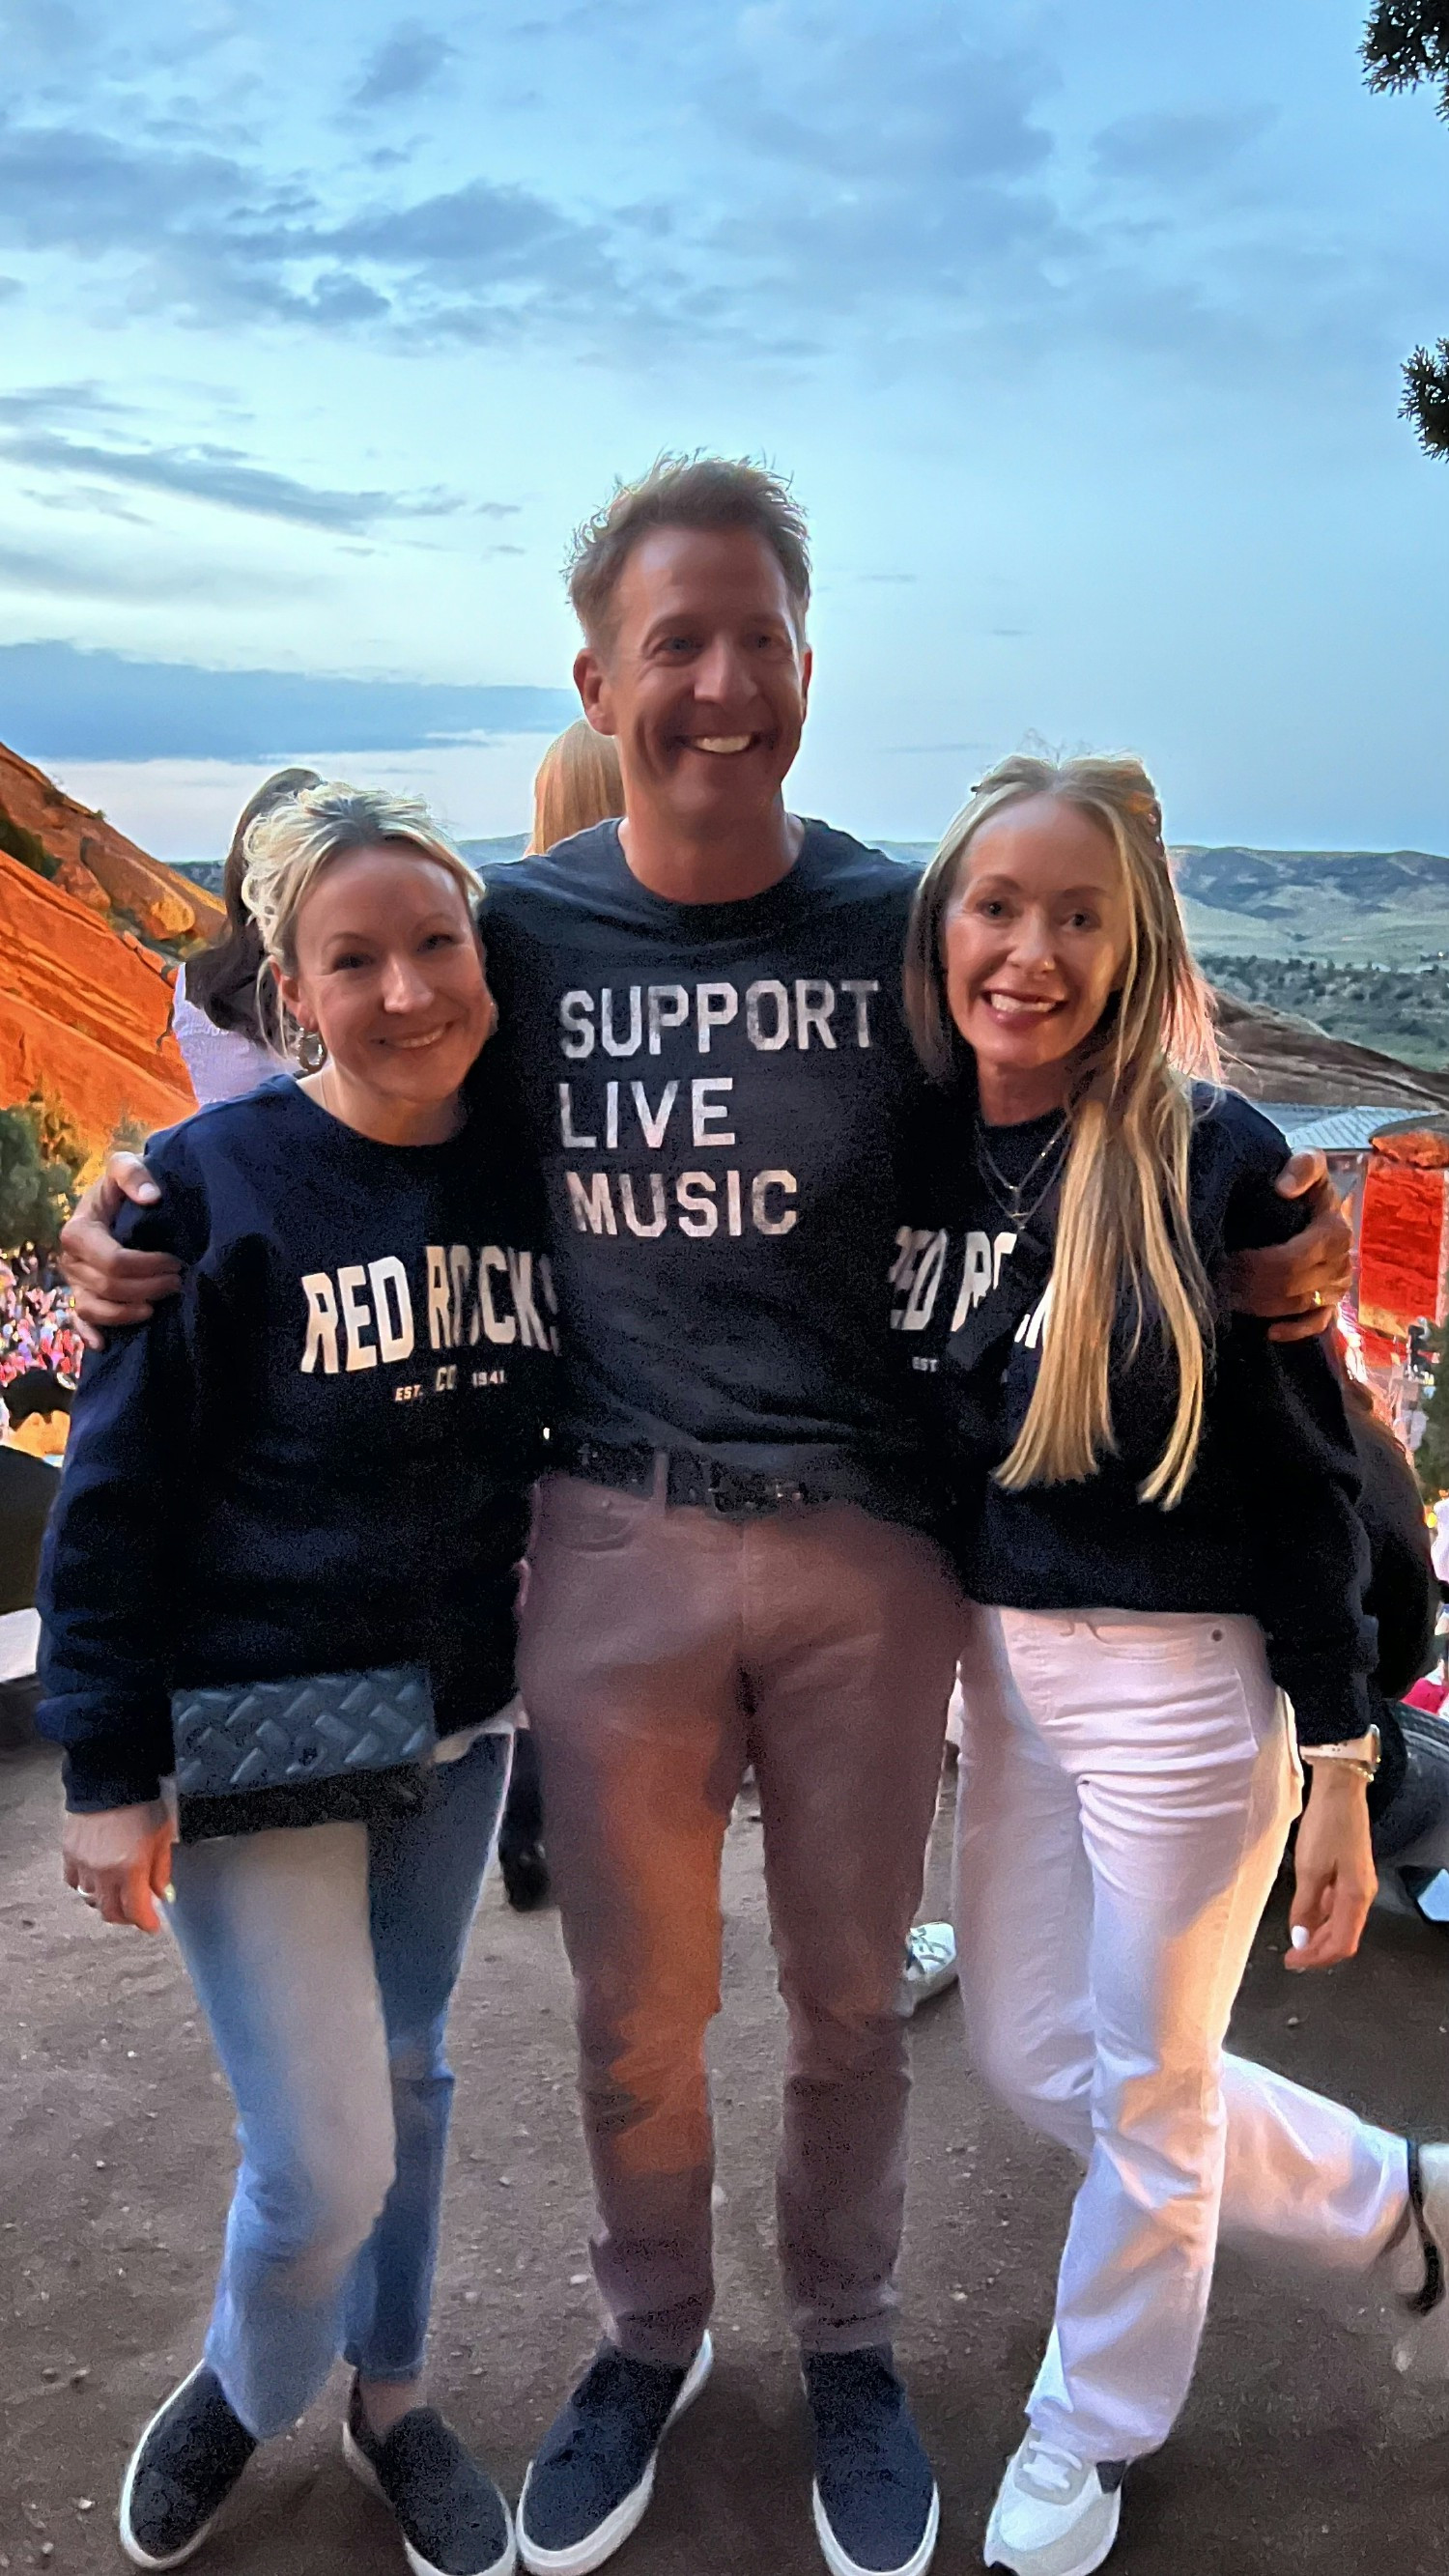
[40,1077,555,1809]
[891,1083,1376,1743]
[480,818,933,1514]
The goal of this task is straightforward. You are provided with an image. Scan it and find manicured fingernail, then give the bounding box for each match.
[1291,1925,1310,1951]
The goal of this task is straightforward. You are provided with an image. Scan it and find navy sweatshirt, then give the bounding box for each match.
[893,1084,1375,1745]
[478,820,935,1519]
[40,1077,555,1811]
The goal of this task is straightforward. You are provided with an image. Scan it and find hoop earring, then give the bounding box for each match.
[297,1027,327,1074]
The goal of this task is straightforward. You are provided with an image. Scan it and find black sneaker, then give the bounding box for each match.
[343,2380,516,2576]
[516,2334,713,2574]
[804,2347,939,2576]
[119,2363,257,2569]
[499,1839,551,1912]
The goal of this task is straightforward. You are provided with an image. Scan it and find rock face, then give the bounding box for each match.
[0,849,197,1150]
[0,739,213,1153]
[1210,988,1449,1114]
[0,740,223,948]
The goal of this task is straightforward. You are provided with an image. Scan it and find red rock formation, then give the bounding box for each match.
[1211,988,1449,1113]
[0,740,223,947]
[0,737,225,1153]
[0,847,196,1149]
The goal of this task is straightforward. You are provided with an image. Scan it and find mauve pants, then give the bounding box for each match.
[518,1469,961,2365]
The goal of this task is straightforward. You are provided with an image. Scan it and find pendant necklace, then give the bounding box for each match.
[974,1116,1068,1230]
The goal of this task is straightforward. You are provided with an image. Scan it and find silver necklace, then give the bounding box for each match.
[974,1116,1067,1228]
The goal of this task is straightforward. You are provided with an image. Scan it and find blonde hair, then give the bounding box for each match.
[526,721,624,854]
[241,781,483,1061]
[904,753,1221,1509]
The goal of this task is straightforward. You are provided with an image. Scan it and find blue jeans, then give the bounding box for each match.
[169,1734,509,2439]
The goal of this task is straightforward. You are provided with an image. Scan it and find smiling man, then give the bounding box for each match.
[485,463,961,2576]
[59,456,1352,2576]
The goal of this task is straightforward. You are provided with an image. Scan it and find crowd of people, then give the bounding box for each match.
[29,455,1449,2576]
[0,1253,82,1394]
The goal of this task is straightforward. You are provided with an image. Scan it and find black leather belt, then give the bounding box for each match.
[559,1435,833,1518]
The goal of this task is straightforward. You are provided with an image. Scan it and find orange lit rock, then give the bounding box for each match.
[0,847,197,1153]
[0,740,224,946]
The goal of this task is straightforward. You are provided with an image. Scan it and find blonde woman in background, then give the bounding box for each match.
[525,719,623,857]
[497,721,624,1914]
[895,754,1448,2576]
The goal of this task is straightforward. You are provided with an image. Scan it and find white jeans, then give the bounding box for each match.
[954,1603,1407,2464]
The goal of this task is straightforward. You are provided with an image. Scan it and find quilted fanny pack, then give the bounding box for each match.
[170,1665,438,1842]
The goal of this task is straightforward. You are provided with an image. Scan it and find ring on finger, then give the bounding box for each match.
[1311,1289,1323,1308]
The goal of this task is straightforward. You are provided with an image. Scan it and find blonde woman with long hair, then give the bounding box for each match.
[525,719,623,856]
[897,754,1448,2576]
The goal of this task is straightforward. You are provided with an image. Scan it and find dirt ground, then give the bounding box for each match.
[6,1737,1449,2575]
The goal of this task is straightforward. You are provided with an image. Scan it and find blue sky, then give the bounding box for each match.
[1,0,1447,860]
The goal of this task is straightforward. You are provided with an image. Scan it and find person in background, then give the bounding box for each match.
[1342,1371,1449,1910]
[171,768,320,1105]
[1431,1495,1449,1601]
[497,723,627,1915]
[898,751,1448,2576]
[41,784,553,2576]
[0,1370,70,1747]
[2,1365,71,1461]
[525,718,624,858]
[1405,1653,1449,1718]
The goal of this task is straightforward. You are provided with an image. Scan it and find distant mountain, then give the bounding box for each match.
[187,828,1449,971]
[1173,845,1449,965]
[459,835,527,871]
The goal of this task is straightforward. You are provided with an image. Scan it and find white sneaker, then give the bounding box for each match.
[983,2434,1122,2576]
[898,1922,957,2016]
[1393,2140,1449,2372]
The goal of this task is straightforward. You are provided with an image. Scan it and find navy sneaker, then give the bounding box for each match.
[343,2378,516,2576]
[119,2363,257,2569]
[516,2334,713,2574]
[804,2347,939,2576]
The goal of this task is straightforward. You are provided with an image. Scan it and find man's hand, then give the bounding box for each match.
[1287,1765,1376,1970]
[1227,1149,1351,1343]
[62,1801,175,1934]
[59,1154,181,1345]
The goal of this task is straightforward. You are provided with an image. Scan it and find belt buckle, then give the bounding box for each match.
[704,1462,805,1518]
[703,1461,767,1518]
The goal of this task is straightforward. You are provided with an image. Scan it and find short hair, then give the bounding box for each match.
[4,1369,72,1426]
[566,454,811,647]
[241,782,483,1060]
[526,721,624,855]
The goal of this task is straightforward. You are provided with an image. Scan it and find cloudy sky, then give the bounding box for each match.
[1,0,1446,860]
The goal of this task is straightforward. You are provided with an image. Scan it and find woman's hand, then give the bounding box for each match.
[63,1802,175,1934]
[1227,1150,1351,1343]
[1288,1764,1376,1969]
[58,1155,182,1345]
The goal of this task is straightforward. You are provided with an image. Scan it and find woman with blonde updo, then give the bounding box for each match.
[41,781,551,2576]
[896,753,1443,2576]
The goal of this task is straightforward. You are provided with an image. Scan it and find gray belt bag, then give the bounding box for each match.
[170,1665,437,1842]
